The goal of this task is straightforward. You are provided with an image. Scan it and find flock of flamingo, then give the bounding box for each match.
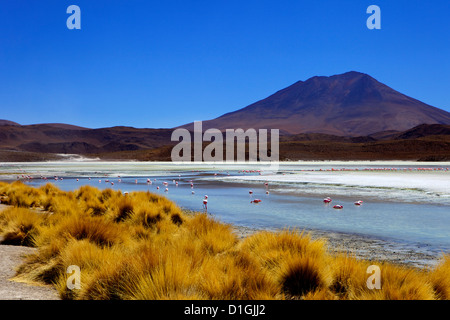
[15,165,448,213]
[323,196,363,209]
[15,172,361,212]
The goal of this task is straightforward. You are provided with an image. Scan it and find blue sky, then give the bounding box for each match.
[1,0,449,129]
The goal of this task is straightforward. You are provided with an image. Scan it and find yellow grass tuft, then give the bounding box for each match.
[428,255,450,299]
[278,254,332,298]
[0,207,44,246]
[350,262,436,300]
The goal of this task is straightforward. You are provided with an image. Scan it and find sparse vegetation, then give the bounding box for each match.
[0,181,448,300]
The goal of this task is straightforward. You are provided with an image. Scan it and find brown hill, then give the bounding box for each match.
[390,123,450,140]
[0,120,20,126]
[31,123,90,130]
[181,71,450,136]
[0,123,174,154]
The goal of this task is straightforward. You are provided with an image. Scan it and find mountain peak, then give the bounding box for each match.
[305,71,371,81]
[337,70,369,77]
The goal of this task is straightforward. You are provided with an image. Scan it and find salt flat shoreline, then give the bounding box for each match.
[231,224,442,269]
[216,170,450,200]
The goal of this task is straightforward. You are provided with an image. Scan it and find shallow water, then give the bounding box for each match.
[1,161,449,258]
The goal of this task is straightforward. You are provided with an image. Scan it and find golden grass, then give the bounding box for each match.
[350,262,436,300]
[0,207,44,246]
[427,255,450,300]
[0,181,448,300]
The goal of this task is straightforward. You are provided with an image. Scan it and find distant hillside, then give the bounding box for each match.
[0,123,174,154]
[30,123,90,130]
[391,124,450,140]
[0,120,20,126]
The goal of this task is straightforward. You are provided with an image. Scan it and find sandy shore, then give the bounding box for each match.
[231,224,443,269]
[0,204,59,300]
[0,244,59,300]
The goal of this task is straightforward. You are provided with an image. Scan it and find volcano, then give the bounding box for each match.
[182,71,450,136]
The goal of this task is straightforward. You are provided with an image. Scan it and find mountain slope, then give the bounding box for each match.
[182,71,450,136]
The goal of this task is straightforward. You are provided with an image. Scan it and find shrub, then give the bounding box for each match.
[428,256,450,299]
[0,207,44,246]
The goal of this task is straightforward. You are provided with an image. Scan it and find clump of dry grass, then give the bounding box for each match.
[428,256,450,299]
[238,230,332,299]
[0,207,44,246]
[0,181,42,208]
[328,254,367,299]
[279,255,332,298]
[350,262,436,300]
[0,181,448,300]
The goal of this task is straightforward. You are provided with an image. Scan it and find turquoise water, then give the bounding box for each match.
[1,161,449,257]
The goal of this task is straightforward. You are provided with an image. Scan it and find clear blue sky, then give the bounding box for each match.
[1,0,449,129]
